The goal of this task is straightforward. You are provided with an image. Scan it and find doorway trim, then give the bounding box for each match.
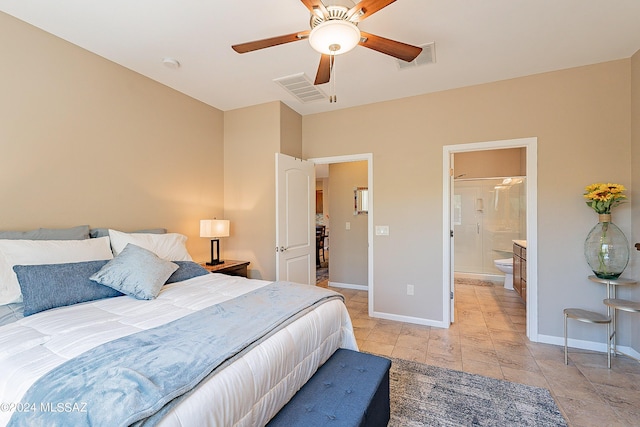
[443,137,538,341]
[309,153,374,317]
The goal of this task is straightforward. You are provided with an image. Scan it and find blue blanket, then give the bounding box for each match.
[8,282,343,427]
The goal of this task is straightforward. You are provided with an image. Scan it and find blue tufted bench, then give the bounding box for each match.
[267,348,391,427]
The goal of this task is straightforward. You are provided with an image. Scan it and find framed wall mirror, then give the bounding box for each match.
[354,187,369,215]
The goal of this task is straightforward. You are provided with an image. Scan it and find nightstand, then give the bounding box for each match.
[200,260,250,278]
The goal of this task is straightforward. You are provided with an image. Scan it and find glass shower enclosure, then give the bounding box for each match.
[453,177,526,279]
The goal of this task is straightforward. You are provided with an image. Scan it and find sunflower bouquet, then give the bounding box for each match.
[583,182,629,279]
[583,183,627,215]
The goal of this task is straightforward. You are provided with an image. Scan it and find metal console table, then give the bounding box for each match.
[563,308,611,367]
[603,298,640,362]
[588,275,638,363]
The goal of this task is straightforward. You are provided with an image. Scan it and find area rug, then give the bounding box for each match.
[388,358,567,427]
[454,278,496,287]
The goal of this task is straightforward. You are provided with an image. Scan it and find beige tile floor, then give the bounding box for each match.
[321,279,640,427]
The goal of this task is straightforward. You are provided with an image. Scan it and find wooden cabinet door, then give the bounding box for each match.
[513,254,522,296]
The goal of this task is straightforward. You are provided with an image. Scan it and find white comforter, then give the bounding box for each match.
[0,274,357,426]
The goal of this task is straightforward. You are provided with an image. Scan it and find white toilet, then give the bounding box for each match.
[494,258,514,290]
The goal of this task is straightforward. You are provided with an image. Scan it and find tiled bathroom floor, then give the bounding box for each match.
[321,280,640,426]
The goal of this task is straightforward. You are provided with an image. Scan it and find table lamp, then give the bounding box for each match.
[200,219,230,266]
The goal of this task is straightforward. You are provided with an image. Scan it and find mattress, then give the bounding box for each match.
[0,273,357,426]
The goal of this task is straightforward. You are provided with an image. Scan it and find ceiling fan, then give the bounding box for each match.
[232,0,423,88]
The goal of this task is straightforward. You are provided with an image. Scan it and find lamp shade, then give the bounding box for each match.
[309,20,361,55]
[200,219,230,238]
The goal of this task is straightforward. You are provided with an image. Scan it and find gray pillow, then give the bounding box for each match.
[0,225,90,240]
[89,228,167,239]
[13,260,122,316]
[90,244,178,300]
[166,261,210,284]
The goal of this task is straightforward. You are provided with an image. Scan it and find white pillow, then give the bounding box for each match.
[0,236,114,305]
[108,229,193,262]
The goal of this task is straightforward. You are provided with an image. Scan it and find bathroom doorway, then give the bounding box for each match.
[453,160,526,282]
[443,138,538,340]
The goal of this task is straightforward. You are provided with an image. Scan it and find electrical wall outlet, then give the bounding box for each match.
[406,284,414,295]
[375,225,389,236]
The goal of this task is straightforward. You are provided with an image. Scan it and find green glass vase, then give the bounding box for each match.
[584,214,629,279]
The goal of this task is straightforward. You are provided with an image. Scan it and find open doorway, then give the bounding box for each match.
[315,164,329,284]
[314,160,368,289]
[443,138,538,340]
[310,154,374,314]
[453,149,526,286]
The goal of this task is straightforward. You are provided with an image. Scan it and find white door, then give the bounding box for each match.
[275,153,315,285]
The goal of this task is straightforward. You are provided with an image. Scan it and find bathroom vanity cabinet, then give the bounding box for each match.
[513,241,527,302]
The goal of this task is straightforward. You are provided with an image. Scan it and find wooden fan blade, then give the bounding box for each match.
[359,31,422,62]
[232,31,310,53]
[347,0,397,22]
[314,54,331,85]
[300,0,329,19]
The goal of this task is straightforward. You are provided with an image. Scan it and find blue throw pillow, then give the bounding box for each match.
[166,261,210,284]
[90,244,179,300]
[13,260,122,316]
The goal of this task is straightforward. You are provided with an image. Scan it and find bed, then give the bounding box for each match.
[0,227,357,426]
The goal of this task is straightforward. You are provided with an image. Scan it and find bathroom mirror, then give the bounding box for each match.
[354,187,369,215]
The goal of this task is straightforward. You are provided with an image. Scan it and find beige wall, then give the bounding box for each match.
[303,59,634,345]
[328,161,368,287]
[223,101,302,280]
[0,12,224,262]
[280,103,303,159]
[454,148,525,178]
[223,102,281,280]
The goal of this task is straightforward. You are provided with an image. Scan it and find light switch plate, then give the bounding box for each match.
[375,225,389,236]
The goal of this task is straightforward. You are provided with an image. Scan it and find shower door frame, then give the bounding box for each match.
[442,137,538,341]
[453,177,526,278]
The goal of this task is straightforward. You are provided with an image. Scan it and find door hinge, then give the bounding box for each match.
[450,291,454,300]
[450,230,454,238]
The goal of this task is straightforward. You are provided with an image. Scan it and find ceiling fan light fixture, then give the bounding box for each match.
[309,20,361,55]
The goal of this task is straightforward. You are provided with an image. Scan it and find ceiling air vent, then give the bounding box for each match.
[396,42,435,70]
[273,73,327,103]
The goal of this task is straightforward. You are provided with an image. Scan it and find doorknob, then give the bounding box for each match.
[280,246,286,252]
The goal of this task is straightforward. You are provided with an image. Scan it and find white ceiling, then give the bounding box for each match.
[2,0,640,116]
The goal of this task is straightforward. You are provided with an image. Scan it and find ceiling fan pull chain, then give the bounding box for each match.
[329,51,336,103]
[333,54,337,103]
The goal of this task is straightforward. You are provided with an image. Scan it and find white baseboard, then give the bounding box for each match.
[370,310,449,328]
[328,281,368,291]
[328,282,448,327]
[537,334,640,361]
